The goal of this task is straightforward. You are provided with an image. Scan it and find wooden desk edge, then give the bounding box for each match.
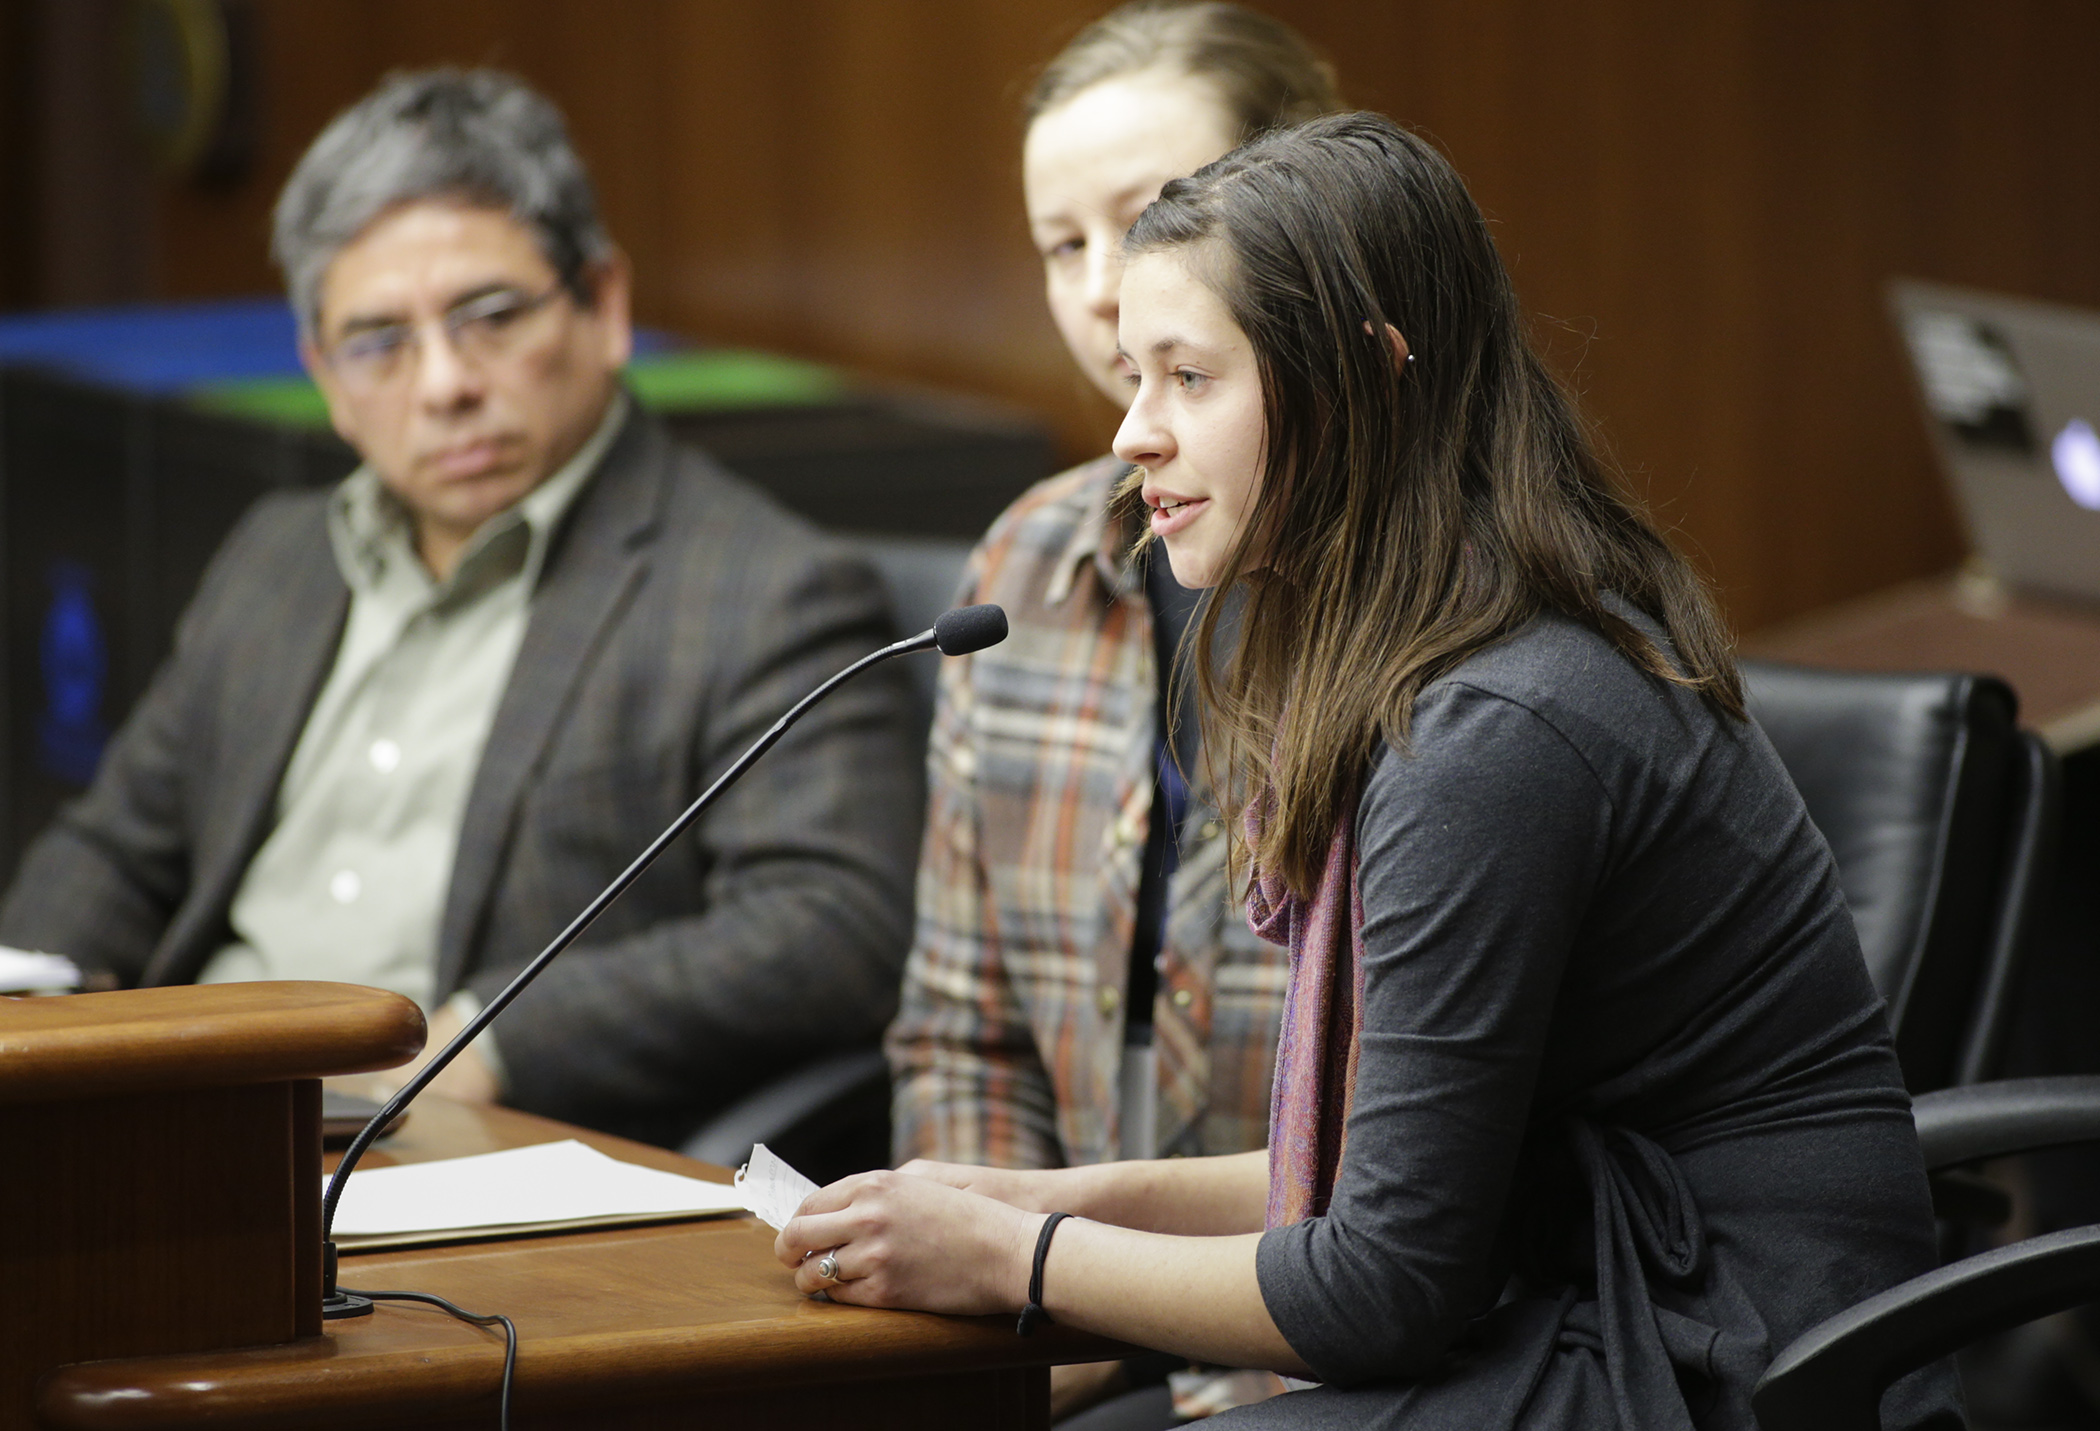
[35,1314,1126,1429]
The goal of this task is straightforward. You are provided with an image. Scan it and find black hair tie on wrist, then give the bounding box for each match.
[1017,1212,1073,1336]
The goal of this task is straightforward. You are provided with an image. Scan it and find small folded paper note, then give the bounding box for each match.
[734,1143,819,1231]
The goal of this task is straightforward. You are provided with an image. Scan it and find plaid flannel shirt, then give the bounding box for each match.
[887,457,1289,1169]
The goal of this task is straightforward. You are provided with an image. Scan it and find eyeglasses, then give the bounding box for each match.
[323,283,568,390]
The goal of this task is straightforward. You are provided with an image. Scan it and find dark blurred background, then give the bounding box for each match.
[4,0,2099,636]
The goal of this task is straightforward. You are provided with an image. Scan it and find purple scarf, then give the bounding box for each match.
[1245,792,1366,1229]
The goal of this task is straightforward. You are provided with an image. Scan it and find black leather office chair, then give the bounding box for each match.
[677,535,975,1182]
[1754,1074,2100,1431]
[1742,662,2061,1091]
[1739,663,2079,1428]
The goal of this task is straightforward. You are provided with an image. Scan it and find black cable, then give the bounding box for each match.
[346,1287,517,1430]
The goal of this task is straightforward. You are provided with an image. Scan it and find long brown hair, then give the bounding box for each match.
[1123,113,1745,898]
[1027,1,1342,140]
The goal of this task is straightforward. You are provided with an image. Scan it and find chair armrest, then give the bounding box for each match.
[1912,1075,2100,1170]
[679,1047,890,1169]
[1754,1224,2100,1431]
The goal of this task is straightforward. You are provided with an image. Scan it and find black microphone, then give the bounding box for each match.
[932,602,1007,656]
[319,603,1008,1318]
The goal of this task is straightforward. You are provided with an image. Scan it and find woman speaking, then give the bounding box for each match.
[787,113,1959,1430]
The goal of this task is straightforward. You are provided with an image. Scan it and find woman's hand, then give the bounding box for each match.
[775,1169,1043,1316]
[773,1168,1306,1374]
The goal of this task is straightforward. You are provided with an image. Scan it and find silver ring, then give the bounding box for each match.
[815,1253,840,1283]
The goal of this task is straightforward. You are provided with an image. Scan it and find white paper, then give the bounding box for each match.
[0,946,82,993]
[734,1142,818,1230]
[331,1139,746,1237]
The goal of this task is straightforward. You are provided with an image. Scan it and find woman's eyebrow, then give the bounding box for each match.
[1116,335,1213,367]
[1112,337,1186,364]
[1101,178,1161,213]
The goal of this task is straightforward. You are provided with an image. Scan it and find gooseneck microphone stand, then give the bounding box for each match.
[320,604,1008,1319]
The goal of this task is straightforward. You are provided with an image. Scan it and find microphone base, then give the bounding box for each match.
[322,1288,375,1319]
[320,1240,374,1318]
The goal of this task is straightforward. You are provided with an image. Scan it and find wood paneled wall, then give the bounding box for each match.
[38,1,2100,631]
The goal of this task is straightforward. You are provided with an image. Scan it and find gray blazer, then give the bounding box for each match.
[0,405,924,1143]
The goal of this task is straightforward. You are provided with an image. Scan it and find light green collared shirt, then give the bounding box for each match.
[199,395,629,1036]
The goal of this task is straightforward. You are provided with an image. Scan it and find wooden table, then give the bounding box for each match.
[1744,570,2100,752]
[35,1098,1114,1429]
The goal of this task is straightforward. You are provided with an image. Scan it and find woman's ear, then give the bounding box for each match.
[1362,319,1414,369]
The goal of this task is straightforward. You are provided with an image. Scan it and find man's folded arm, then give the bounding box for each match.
[477,854,915,1124]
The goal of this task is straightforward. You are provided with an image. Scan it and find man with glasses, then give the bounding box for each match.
[0,70,923,1147]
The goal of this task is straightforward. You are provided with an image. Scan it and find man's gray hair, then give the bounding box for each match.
[272,68,612,336]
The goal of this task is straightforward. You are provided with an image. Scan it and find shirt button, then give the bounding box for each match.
[1172,988,1194,1009]
[1097,985,1121,1017]
[1201,819,1222,841]
[329,869,362,904]
[369,739,402,774]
